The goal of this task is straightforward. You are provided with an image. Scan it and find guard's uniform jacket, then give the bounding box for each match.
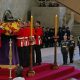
[35,27,43,45]
[16,27,29,47]
[61,40,69,64]
[68,40,75,63]
[35,26,43,65]
[16,27,29,67]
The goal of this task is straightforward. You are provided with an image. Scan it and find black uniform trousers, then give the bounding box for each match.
[61,47,68,64]
[69,46,74,63]
[34,45,42,65]
[24,46,30,67]
[18,46,30,67]
[17,47,24,67]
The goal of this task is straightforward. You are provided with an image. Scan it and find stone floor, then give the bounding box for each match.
[41,46,80,69]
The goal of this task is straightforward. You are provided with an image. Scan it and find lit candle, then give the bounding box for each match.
[31,16,33,36]
[55,15,58,36]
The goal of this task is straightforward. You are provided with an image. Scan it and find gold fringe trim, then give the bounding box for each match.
[0,65,18,69]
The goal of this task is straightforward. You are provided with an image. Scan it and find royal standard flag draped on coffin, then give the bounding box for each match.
[0,22,20,35]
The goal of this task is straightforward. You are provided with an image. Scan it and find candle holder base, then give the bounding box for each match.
[52,64,59,70]
[27,70,35,77]
[9,77,12,80]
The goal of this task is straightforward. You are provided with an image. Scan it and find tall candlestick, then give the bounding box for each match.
[9,39,12,79]
[31,16,33,36]
[55,15,58,36]
[27,15,35,77]
[53,15,59,70]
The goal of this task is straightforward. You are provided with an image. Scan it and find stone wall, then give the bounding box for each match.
[32,7,59,28]
[0,0,37,21]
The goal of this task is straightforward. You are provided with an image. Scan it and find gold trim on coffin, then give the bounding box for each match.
[0,65,18,69]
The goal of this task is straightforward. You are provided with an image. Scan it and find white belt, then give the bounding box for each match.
[17,37,28,39]
[29,36,34,38]
[38,36,40,38]
[17,37,24,39]
[24,37,28,39]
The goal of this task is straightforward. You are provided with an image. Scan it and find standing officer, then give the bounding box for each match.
[61,35,69,65]
[44,27,50,47]
[16,22,30,67]
[68,35,75,63]
[16,25,25,67]
[49,28,54,47]
[35,21,43,65]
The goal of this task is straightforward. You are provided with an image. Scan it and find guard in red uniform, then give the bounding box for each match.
[16,26,24,67]
[16,22,30,67]
[35,21,43,65]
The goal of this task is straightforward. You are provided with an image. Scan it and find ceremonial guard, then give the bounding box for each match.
[35,21,43,65]
[61,35,69,65]
[17,22,29,67]
[68,35,75,63]
[16,25,25,67]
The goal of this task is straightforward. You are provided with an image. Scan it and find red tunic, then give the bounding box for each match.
[27,27,35,36]
[35,27,43,45]
[16,27,29,47]
[0,29,5,47]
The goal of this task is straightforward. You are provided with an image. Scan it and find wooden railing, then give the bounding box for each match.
[56,0,80,15]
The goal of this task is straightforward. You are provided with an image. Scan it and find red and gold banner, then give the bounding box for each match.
[0,22,20,35]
